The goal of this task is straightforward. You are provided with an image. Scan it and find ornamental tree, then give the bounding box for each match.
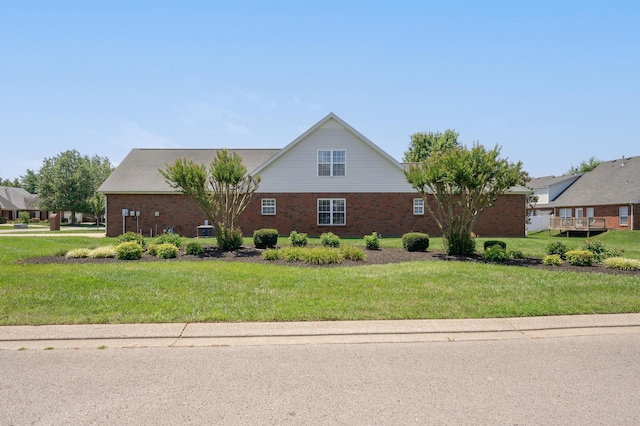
[160,149,260,250]
[405,143,528,255]
[402,130,460,163]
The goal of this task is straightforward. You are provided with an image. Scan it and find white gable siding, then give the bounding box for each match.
[256,118,414,193]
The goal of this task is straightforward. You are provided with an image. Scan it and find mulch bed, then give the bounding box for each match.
[19,246,640,276]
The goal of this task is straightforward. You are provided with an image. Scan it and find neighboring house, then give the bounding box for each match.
[0,186,45,221]
[99,113,529,238]
[528,174,582,216]
[542,156,640,233]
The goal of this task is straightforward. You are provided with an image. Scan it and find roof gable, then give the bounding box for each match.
[0,186,38,210]
[548,156,640,207]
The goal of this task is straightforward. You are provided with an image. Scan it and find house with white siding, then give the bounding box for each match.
[99,113,528,238]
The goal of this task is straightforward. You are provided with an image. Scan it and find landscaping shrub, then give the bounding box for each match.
[565,250,594,267]
[603,257,640,271]
[155,243,179,259]
[53,248,68,257]
[147,244,159,257]
[303,247,343,265]
[402,232,430,252]
[289,230,308,247]
[0,217,7,224]
[29,218,41,223]
[217,226,243,251]
[581,239,623,263]
[253,228,279,249]
[508,249,525,260]
[116,231,146,248]
[185,241,204,255]
[88,246,116,259]
[543,254,563,266]
[281,247,304,262]
[65,248,91,258]
[546,241,569,259]
[115,241,143,260]
[261,248,281,261]
[483,240,506,250]
[363,232,380,250]
[19,211,30,224]
[156,231,183,248]
[320,232,340,248]
[483,245,510,262]
[340,246,367,261]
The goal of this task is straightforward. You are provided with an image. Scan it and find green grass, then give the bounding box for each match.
[0,232,639,325]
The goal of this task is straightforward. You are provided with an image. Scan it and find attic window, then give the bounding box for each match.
[318,150,346,177]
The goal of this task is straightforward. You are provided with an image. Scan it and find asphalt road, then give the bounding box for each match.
[1,334,639,425]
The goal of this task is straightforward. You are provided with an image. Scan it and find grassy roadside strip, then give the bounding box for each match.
[0,233,639,326]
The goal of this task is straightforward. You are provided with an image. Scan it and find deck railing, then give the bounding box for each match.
[549,217,606,231]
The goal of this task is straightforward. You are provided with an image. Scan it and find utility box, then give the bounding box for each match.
[49,213,61,231]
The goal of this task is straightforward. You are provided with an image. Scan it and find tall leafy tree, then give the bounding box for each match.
[36,150,113,222]
[567,157,600,175]
[88,193,106,229]
[161,149,260,250]
[402,130,460,163]
[19,169,39,194]
[405,143,528,255]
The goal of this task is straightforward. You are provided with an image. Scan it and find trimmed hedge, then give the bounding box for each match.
[254,228,279,249]
[363,232,380,250]
[116,232,146,248]
[156,231,183,248]
[185,241,204,255]
[565,250,594,266]
[155,243,179,259]
[320,232,340,248]
[116,241,143,260]
[289,230,308,247]
[483,240,506,250]
[402,232,430,252]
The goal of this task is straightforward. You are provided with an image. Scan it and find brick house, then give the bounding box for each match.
[0,186,46,221]
[99,113,528,238]
[542,156,640,233]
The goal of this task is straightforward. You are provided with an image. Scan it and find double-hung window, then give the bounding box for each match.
[413,198,424,215]
[318,199,346,225]
[318,150,346,177]
[620,206,629,226]
[261,199,276,215]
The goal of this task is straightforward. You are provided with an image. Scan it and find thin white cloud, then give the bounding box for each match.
[109,121,176,149]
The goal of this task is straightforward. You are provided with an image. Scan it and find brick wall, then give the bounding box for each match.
[105,192,527,238]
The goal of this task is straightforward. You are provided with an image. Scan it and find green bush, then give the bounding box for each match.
[29,218,41,223]
[115,241,143,260]
[565,250,594,266]
[217,226,243,251]
[543,254,563,266]
[185,241,204,255]
[508,249,525,260]
[156,231,183,248]
[147,244,159,257]
[546,241,569,259]
[483,245,510,262]
[261,248,281,261]
[363,232,380,250]
[402,232,430,252]
[155,243,179,259]
[116,231,147,248]
[581,239,623,263]
[0,216,7,224]
[289,230,308,247]
[65,248,91,258]
[320,232,341,248]
[88,246,116,258]
[340,246,367,261]
[253,228,279,249]
[302,247,343,265]
[483,240,506,250]
[19,211,30,224]
[603,257,640,271]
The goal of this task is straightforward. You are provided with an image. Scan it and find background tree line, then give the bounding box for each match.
[1,150,113,222]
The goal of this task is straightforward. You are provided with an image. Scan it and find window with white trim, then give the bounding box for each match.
[586,207,594,218]
[318,199,345,225]
[559,208,572,218]
[413,198,424,215]
[318,150,346,177]
[261,198,276,215]
[619,206,629,226]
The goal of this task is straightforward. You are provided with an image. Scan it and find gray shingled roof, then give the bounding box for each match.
[98,149,280,194]
[0,186,39,210]
[546,157,640,207]
[528,174,582,189]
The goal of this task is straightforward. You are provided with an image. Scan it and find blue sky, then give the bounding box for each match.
[1,1,638,181]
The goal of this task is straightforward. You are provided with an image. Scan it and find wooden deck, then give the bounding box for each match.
[549,217,607,236]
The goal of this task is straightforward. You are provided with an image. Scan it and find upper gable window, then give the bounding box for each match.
[318,150,346,177]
